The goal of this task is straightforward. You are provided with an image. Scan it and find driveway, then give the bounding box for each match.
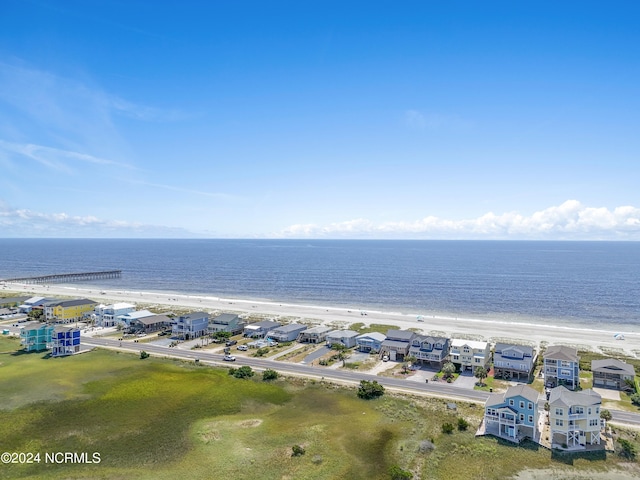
[406,366,439,383]
[593,387,621,401]
[453,370,478,389]
[300,345,329,364]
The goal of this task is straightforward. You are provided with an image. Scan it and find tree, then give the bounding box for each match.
[232,365,254,379]
[389,464,413,480]
[403,355,417,374]
[357,380,385,400]
[442,362,456,380]
[630,393,640,407]
[600,409,612,421]
[212,331,232,340]
[263,369,279,381]
[140,351,149,359]
[474,366,488,386]
[27,309,43,320]
[457,417,469,431]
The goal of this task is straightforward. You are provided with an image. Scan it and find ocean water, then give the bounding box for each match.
[0,239,639,329]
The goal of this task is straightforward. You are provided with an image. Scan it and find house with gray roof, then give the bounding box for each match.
[592,359,635,391]
[325,330,359,348]
[494,343,537,381]
[381,329,416,361]
[243,320,281,338]
[130,314,172,334]
[408,335,450,367]
[208,313,246,335]
[355,332,386,353]
[172,311,209,340]
[268,324,308,342]
[298,325,332,344]
[544,345,580,390]
[482,385,540,443]
[548,386,603,450]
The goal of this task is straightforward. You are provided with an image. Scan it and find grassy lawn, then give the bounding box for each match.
[1,336,638,479]
[350,323,397,334]
[474,375,512,393]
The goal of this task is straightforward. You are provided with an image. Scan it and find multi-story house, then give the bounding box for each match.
[355,332,386,353]
[544,345,580,390]
[171,312,209,340]
[117,309,155,327]
[408,335,450,367]
[380,330,416,361]
[44,298,98,323]
[483,385,540,443]
[549,386,603,449]
[493,343,537,381]
[48,325,81,357]
[268,324,308,342]
[19,321,54,352]
[298,326,333,344]
[449,339,491,373]
[94,303,136,327]
[325,330,359,348]
[207,313,246,335]
[129,314,172,334]
[592,359,635,391]
[243,320,281,338]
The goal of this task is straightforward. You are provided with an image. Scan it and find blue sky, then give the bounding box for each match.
[1,1,639,239]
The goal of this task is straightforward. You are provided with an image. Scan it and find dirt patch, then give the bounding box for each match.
[238,419,263,428]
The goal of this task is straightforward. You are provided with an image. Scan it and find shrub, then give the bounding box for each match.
[457,417,469,431]
[441,423,454,434]
[600,409,613,421]
[619,438,637,459]
[389,464,413,480]
[357,380,385,400]
[630,393,640,407]
[140,351,149,359]
[262,369,279,381]
[292,445,305,457]
[232,366,254,379]
[254,347,270,357]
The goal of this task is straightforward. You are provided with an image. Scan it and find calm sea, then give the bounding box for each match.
[0,239,639,329]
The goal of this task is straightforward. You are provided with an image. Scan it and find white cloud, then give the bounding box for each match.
[404,109,470,130]
[275,201,640,240]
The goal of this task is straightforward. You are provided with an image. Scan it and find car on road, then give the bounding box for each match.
[225,339,237,346]
[223,355,236,361]
[237,345,248,351]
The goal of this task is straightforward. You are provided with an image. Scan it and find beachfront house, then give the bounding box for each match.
[18,297,58,314]
[548,386,603,450]
[48,325,81,357]
[449,339,491,373]
[94,303,136,327]
[44,298,98,323]
[129,314,172,334]
[207,313,246,335]
[482,385,540,443]
[493,343,537,381]
[172,312,209,340]
[325,330,359,348]
[243,320,281,338]
[355,332,386,353]
[0,296,30,307]
[408,335,450,367]
[380,330,416,361]
[116,309,156,327]
[268,324,308,342]
[592,359,635,391]
[298,325,333,344]
[19,321,54,352]
[544,345,580,390]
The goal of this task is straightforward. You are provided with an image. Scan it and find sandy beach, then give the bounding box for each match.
[4,282,640,356]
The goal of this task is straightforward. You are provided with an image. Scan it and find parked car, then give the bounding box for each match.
[237,345,248,351]
[223,355,236,361]
[382,355,389,362]
[226,339,238,346]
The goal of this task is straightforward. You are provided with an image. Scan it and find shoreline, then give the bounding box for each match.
[4,282,640,356]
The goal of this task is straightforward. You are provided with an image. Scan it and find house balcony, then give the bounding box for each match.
[486,413,516,425]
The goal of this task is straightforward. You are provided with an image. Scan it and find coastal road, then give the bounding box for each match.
[83,337,491,404]
[83,337,640,427]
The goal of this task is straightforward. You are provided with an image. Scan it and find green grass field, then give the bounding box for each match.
[1,336,638,480]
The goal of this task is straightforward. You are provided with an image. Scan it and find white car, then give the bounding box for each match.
[382,355,389,362]
[223,355,236,362]
[237,345,248,351]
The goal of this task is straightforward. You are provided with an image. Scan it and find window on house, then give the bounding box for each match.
[555,419,564,427]
[509,399,514,406]
[555,408,563,416]
[528,402,533,410]
[519,414,524,421]
[528,415,533,423]
[519,401,525,409]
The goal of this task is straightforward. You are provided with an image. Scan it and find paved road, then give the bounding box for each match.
[83,337,640,426]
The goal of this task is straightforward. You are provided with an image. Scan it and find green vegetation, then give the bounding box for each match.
[618,438,637,460]
[389,464,413,480]
[474,366,487,386]
[262,369,279,381]
[441,422,455,434]
[350,322,397,334]
[229,365,254,379]
[357,380,385,400]
[0,336,635,479]
[291,444,306,457]
[457,417,469,431]
[140,350,149,359]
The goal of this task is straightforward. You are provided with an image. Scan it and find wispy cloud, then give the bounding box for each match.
[275,201,640,240]
[126,180,241,200]
[403,109,470,130]
[0,201,198,238]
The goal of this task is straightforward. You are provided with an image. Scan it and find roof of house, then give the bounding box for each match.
[0,296,32,304]
[386,329,415,341]
[179,311,209,321]
[356,332,387,342]
[451,339,489,350]
[24,296,45,304]
[326,329,359,339]
[108,303,136,310]
[134,314,171,326]
[592,358,635,376]
[412,334,449,345]
[271,323,307,334]
[120,310,155,320]
[53,325,79,333]
[382,339,412,349]
[485,384,540,407]
[544,345,579,362]
[54,298,98,308]
[19,321,45,330]
[549,386,601,407]
[494,343,534,356]
[211,313,240,324]
[246,320,281,329]
[301,325,332,334]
